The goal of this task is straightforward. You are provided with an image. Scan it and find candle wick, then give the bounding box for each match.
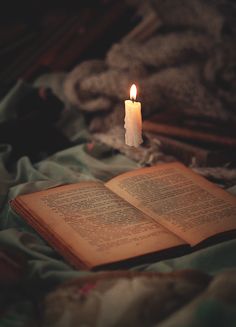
[131,98,135,103]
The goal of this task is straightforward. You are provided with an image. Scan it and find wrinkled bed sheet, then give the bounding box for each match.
[0,81,236,326]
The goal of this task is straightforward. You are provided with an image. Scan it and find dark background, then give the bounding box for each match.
[0,0,138,98]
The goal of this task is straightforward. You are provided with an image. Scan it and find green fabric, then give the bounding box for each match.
[144,238,236,275]
[0,80,33,123]
[0,81,236,326]
[0,81,139,326]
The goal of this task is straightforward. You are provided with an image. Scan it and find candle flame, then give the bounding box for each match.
[130,84,137,101]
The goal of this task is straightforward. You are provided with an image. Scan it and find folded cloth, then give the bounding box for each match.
[42,268,236,327]
[0,85,71,163]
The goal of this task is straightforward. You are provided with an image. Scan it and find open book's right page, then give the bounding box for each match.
[106,162,236,246]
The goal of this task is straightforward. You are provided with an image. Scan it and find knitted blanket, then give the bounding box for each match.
[59,0,236,133]
[33,0,236,185]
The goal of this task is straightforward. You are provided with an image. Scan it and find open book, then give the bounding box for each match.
[10,162,236,270]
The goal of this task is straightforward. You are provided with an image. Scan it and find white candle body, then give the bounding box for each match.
[124,100,143,147]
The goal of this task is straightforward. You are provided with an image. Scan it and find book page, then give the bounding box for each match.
[12,182,184,268]
[106,163,236,245]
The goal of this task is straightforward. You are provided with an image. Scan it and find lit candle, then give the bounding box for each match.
[124,84,143,147]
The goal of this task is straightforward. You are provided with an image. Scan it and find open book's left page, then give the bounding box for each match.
[11,182,184,269]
